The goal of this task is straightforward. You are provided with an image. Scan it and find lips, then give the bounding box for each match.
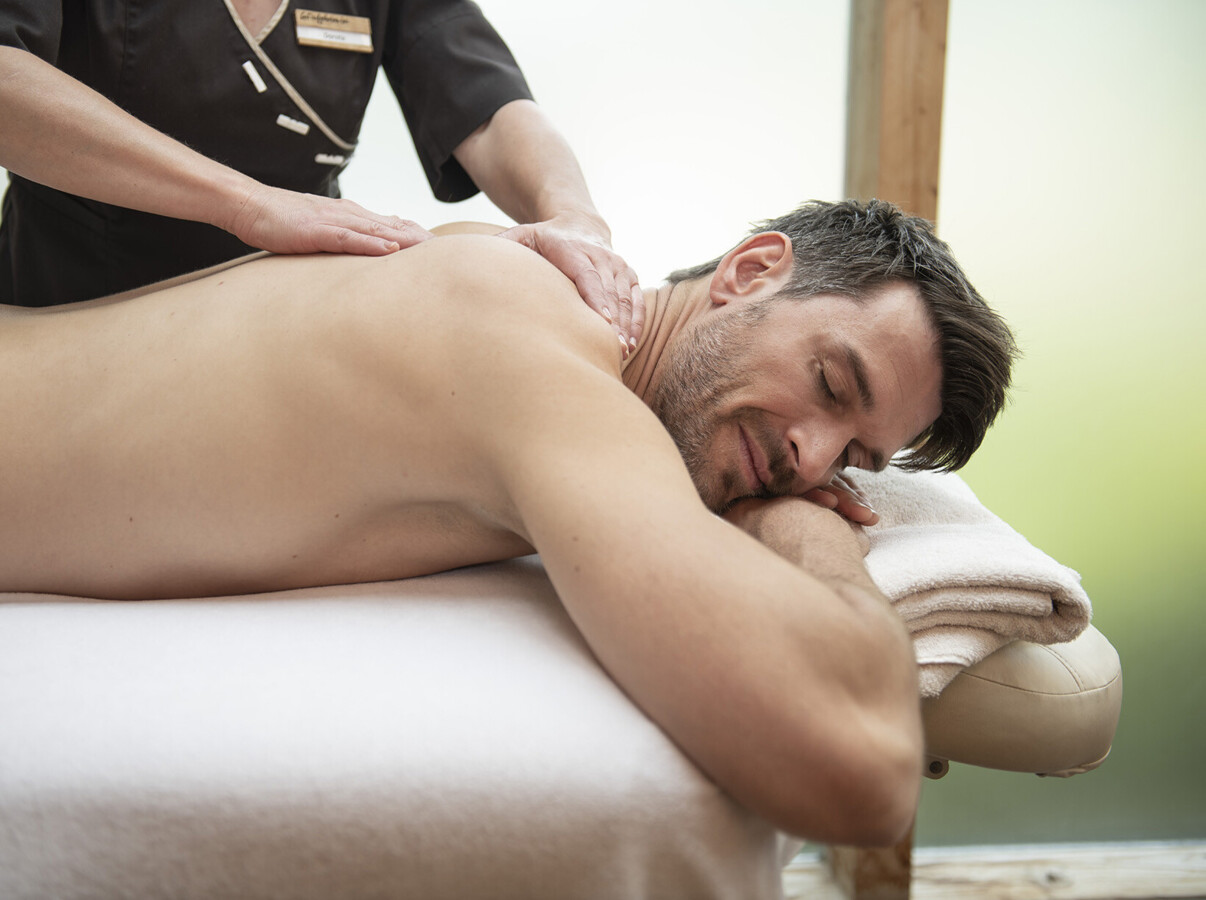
[738,425,770,494]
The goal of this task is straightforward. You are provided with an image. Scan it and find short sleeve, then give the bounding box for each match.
[382,0,534,202]
[0,0,62,60]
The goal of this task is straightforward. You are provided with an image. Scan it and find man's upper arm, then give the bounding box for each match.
[481,353,923,842]
[379,234,920,841]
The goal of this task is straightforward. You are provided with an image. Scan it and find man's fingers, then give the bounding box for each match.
[830,474,878,524]
[803,487,840,510]
[802,484,879,526]
[841,500,879,526]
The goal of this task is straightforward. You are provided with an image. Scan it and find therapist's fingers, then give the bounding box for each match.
[229,187,433,256]
[627,282,646,351]
[604,253,644,349]
[498,221,643,355]
[585,250,635,350]
[312,212,433,256]
[594,246,643,349]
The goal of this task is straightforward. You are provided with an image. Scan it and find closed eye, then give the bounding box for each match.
[845,442,887,473]
[818,365,838,404]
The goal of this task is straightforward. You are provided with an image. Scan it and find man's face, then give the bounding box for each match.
[650,281,943,514]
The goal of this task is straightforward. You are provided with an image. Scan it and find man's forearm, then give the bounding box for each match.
[724,496,883,600]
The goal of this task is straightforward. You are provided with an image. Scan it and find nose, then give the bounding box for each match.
[787,425,847,490]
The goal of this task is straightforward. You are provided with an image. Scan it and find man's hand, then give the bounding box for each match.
[498,214,644,356]
[227,185,434,257]
[802,473,879,526]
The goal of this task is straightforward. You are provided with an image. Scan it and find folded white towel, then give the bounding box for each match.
[856,467,1092,697]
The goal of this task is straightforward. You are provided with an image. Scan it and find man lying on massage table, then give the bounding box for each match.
[0,199,1015,847]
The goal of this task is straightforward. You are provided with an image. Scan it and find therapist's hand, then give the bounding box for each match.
[227,185,434,256]
[498,213,644,356]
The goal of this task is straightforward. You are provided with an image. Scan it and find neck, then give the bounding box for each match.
[621,277,714,406]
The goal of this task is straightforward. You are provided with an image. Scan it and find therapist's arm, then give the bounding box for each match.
[0,46,429,256]
[453,99,644,351]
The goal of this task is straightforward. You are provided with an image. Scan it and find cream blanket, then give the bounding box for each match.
[856,467,1092,697]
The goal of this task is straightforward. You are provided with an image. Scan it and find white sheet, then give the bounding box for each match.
[0,557,799,899]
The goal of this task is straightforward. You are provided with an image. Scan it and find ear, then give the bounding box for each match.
[709,231,793,306]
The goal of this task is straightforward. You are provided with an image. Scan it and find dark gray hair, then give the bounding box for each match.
[667,199,1017,472]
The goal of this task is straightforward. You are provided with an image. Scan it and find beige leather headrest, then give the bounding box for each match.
[921,625,1122,778]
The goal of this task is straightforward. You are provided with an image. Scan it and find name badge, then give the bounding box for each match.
[295,9,373,53]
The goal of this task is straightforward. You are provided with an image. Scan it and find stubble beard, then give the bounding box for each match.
[648,301,794,514]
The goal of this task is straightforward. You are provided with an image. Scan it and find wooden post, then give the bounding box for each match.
[826,825,914,900]
[844,0,950,225]
[828,3,948,894]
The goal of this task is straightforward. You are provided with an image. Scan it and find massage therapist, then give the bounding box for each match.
[0,0,641,348]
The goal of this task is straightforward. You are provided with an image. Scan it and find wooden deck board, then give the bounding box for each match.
[783,841,1206,900]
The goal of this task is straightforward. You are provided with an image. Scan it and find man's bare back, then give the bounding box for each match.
[2,200,998,844]
[0,236,623,598]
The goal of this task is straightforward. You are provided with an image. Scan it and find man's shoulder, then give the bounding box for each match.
[376,233,620,367]
[405,232,569,293]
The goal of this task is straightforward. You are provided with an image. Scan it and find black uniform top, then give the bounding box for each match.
[0,0,534,305]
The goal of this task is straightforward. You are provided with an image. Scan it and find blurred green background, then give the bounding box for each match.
[916,0,1206,845]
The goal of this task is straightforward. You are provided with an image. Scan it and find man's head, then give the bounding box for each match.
[655,199,1016,513]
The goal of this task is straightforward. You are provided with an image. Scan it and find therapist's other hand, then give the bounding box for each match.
[803,473,880,526]
[498,214,644,356]
[228,186,433,256]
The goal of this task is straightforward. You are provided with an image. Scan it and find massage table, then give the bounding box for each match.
[0,470,1122,899]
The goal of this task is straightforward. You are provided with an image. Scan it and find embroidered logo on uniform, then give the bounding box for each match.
[295,10,373,53]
